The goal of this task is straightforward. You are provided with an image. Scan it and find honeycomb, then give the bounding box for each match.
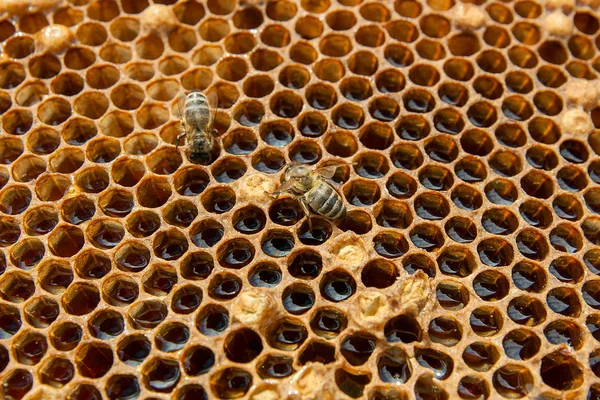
[1,0,600,398]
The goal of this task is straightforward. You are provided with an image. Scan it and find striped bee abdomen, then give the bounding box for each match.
[184,92,210,131]
[306,182,346,220]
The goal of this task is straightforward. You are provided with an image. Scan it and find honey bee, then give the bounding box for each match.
[176,90,219,165]
[269,163,347,224]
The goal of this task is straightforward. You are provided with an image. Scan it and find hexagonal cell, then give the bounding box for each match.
[11,155,46,183]
[512,261,547,293]
[470,306,503,337]
[106,375,141,400]
[196,304,229,337]
[98,188,134,218]
[248,261,282,289]
[142,263,177,296]
[39,356,75,388]
[62,282,100,316]
[74,166,110,194]
[76,341,113,379]
[9,237,44,271]
[403,253,436,277]
[37,259,74,295]
[477,238,514,267]
[544,319,583,350]
[0,271,35,303]
[266,316,307,351]
[557,164,588,192]
[281,283,314,315]
[24,296,59,328]
[48,225,84,257]
[128,300,168,330]
[508,295,548,325]
[153,228,188,261]
[13,330,48,365]
[28,127,61,155]
[23,205,58,236]
[1,369,33,400]
[86,219,125,249]
[210,367,253,399]
[493,364,533,398]
[298,339,336,365]
[142,356,181,393]
[168,284,202,315]
[88,309,125,340]
[462,341,500,372]
[116,334,151,367]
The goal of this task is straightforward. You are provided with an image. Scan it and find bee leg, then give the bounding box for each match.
[299,198,313,231]
[175,132,186,149]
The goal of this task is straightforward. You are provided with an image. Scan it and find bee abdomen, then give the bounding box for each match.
[307,183,346,220]
[185,93,210,128]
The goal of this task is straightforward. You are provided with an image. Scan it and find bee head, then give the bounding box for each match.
[189,151,210,165]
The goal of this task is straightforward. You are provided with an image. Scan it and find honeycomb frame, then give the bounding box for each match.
[1,0,600,398]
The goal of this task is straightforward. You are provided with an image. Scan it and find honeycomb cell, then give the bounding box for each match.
[415,347,453,380]
[128,300,168,330]
[257,353,294,380]
[384,314,423,344]
[502,329,541,361]
[73,248,111,279]
[5,36,35,59]
[106,375,140,400]
[525,145,559,171]
[141,263,177,296]
[183,345,214,376]
[40,355,75,388]
[409,223,444,252]
[541,350,584,391]
[24,296,59,328]
[224,328,263,363]
[470,306,503,337]
[376,68,406,93]
[376,347,412,386]
[335,369,371,398]
[462,342,501,374]
[403,89,435,113]
[37,315,73,352]
[458,375,490,400]
[507,295,548,326]
[38,259,73,295]
[0,270,35,303]
[544,319,583,349]
[208,272,242,300]
[211,367,252,399]
[143,357,181,393]
[13,330,47,365]
[88,309,124,340]
[414,192,450,220]
[1,369,33,400]
[374,200,412,230]
[117,334,151,366]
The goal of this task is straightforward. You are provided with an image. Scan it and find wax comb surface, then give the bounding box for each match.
[1,0,600,399]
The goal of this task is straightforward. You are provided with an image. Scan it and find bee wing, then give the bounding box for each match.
[315,160,355,179]
[274,179,297,194]
[205,90,219,132]
[177,92,190,131]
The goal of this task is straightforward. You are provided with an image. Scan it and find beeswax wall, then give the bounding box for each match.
[1,0,600,398]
